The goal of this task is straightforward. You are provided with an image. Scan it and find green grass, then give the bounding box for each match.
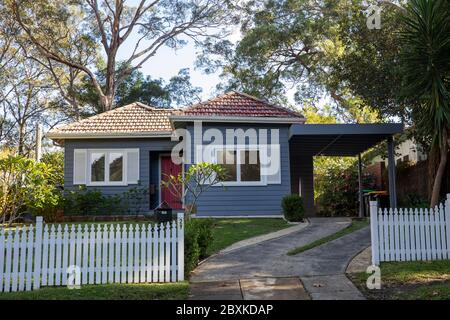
[287,219,369,255]
[0,282,189,300]
[350,260,450,300]
[396,282,450,300]
[207,218,291,256]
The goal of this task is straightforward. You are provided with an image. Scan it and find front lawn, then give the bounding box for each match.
[207,218,291,256]
[0,282,189,300]
[349,260,450,300]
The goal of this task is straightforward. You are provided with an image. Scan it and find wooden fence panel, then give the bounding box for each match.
[371,194,450,265]
[1,214,184,292]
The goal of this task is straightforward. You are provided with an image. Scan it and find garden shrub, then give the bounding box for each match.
[63,185,149,216]
[120,186,149,215]
[183,218,215,277]
[184,219,200,278]
[63,185,121,216]
[314,157,376,217]
[41,151,64,187]
[0,155,62,225]
[281,194,304,222]
[194,218,215,259]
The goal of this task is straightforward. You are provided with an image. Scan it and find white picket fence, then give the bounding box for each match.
[0,213,184,293]
[370,194,450,265]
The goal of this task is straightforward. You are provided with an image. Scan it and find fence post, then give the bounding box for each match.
[33,217,43,290]
[177,213,184,282]
[370,201,380,266]
[446,194,450,258]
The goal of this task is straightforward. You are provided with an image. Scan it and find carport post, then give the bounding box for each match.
[387,136,397,208]
[358,153,364,217]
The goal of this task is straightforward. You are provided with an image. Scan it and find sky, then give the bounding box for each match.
[116,25,241,102]
[118,40,220,100]
[113,0,244,102]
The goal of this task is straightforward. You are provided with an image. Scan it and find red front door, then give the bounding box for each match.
[160,156,183,209]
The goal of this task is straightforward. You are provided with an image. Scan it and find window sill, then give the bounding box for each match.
[213,181,267,187]
[86,182,128,187]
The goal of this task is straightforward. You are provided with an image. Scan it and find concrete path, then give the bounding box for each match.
[219,221,309,254]
[189,277,310,300]
[189,218,371,300]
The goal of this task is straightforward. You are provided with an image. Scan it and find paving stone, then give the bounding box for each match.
[240,277,310,300]
[346,246,372,274]
[189,294,243,300]
[309,291,366,300]
[301,275,365,300]
[189,280,242,300]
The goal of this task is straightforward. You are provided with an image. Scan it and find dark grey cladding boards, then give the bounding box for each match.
[185,123,291,216]
[64,138,177,215]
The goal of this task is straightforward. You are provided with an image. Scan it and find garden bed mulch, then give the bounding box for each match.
[348,274,450,300]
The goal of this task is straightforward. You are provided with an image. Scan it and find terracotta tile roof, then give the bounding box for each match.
[47,102,173,137]
[176,91,305,120]
[47,92,305,140]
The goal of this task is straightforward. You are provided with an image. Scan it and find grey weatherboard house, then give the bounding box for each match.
[48,91,403,217]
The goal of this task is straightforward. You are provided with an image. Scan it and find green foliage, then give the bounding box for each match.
[399,0,450,140]
[199,0,402,121]
[194,218,215,259]
[120,186,149,215]
[62,185,149,216]
[183,218,215,277]
[0,155,62,225]
[399,0,450,206]
[81,68,202,112]
[62,185,121,216]
[41,151,64,186]
[315,158,376,216]
[281,194,304,222]
[184,219,201,278]
[399,194,429,209]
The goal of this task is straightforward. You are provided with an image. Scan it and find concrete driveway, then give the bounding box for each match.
[189,218,371,300]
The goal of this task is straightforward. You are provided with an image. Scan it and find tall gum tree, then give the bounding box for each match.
[9,0,234,112]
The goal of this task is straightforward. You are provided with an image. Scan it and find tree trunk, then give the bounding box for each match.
[99,93,114,112]
[430,128,448,208]
[17,121,26,155]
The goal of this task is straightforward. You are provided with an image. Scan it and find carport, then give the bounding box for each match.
[289,123,404,217]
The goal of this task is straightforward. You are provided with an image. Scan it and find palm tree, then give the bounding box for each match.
[399,0,450,207]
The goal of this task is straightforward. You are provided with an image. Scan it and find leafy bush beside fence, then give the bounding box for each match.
[315,157,376,217]
[63,185,149,217]
[183,218,215,278]
[0,155,62,226]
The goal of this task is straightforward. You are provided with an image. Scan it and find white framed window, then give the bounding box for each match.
[213,146,265,186]
[73,148,139,186]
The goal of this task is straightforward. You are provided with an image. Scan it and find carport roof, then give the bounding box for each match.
[289,123,404,156]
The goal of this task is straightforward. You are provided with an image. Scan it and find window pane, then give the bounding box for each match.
[240,150,260,182]
[217,150,237,181]
[91,153,105,182]
[109,152,123,182]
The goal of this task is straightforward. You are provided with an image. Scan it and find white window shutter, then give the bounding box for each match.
[73,149,87,185]
[127,149,140,184]
[264,144,281,185]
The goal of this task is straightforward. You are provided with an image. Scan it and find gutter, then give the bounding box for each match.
[46,131,174,140]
